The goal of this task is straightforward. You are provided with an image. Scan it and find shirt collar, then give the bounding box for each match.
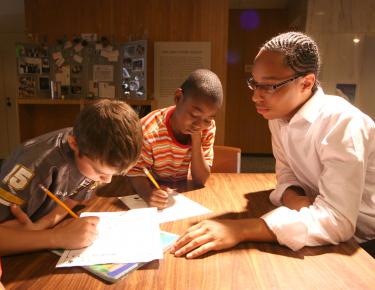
[289,87,325,125]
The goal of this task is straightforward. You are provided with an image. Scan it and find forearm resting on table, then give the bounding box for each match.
[236,218,277,242]
[281,186,313,211]
[0,226,58,255]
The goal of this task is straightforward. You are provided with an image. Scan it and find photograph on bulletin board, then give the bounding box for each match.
[121,40,147,100]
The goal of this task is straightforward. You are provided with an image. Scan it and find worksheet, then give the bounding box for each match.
[56,208,162,267]
[119,194,212,224]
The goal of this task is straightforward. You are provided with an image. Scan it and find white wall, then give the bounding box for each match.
[306,0,375,119]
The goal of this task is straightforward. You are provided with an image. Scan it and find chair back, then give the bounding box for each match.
[211,145,241,173]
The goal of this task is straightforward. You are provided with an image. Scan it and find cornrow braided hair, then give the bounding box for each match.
[262,32,321,92]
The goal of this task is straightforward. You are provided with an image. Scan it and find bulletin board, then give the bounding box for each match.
[16,36,146,100]
[16,43,51,98]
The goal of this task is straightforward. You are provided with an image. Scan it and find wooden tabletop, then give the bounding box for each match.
[3,173,375,289]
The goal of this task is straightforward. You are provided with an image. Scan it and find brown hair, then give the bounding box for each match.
[73,99,143,172]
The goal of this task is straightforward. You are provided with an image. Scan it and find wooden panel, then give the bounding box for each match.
[23,0,229,144]
[225,10,289,153]
[16,98,156,142]
[18,103,80,142]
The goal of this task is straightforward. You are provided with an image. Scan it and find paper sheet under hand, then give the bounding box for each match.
[56,208,162,267]
[119,194,212,224]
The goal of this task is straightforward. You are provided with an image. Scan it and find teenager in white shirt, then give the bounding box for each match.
[170,31,375,258]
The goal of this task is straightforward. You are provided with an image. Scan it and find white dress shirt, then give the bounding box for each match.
[261,88,375,251]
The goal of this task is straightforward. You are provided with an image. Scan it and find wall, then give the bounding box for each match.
[306,0,375,119]
[0,0,27,158]
[24,0,229,144]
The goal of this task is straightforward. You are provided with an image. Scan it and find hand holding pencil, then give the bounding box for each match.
[142,167,174,209]
[38,183,100,249]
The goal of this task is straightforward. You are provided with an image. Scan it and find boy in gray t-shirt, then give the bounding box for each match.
[0,100,142,255]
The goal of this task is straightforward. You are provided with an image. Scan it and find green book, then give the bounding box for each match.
[52,231,179,283]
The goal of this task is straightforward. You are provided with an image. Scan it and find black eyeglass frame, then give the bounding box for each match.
[246,74,304,94]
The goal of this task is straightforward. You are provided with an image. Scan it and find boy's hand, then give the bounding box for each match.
[51,216,99,249]
[190,131,202,143]
[148,187,169,209]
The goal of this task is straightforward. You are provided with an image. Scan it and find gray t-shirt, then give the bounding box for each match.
[0,128,97,222]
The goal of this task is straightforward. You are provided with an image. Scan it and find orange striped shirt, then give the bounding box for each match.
[127,106,215,182]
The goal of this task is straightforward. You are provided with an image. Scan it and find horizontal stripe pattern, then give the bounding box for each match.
[128,106,215,182]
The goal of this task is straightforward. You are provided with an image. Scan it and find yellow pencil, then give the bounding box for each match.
[142,167,161,189]
[38,184,79,219]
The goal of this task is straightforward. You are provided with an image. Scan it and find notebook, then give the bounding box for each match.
[52,230,179,283]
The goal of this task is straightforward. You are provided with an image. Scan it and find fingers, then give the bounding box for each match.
[149,189,169,209]
[170,220,239,259]
[172,230,215,259]
[170,222,212,257]
[80,216,100,225]
[55,216,99,249]
[10,205,31,225]
[184,242,217,259]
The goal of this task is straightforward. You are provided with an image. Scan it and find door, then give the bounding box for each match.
[0,33,27,158]
[225,9,289,153]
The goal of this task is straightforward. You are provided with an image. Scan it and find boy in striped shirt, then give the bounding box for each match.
[127,69,223,209]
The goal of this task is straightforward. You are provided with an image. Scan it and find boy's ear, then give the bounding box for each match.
[174,88,184,104]
[67,135,79,154]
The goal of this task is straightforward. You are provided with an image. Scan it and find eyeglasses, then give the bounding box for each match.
[247,74,303,94]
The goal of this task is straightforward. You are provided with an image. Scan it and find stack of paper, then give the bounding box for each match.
[57,208,163,267]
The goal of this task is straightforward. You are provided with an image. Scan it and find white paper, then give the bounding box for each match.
[55,65,70,86]
[98,82,115,98]
[56,208,163,267]
[81,33,97,42]
[93,64,114,82]
[24,57,42,65]
[154,42,211,108]
[73,54,83,63]
[119,194,211,224]
[101,49,119,62]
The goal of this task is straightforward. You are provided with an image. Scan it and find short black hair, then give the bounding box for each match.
[73,100,143,173]
[180,69,223,106]
[262,32,321,92]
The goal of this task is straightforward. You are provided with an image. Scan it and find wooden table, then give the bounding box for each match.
[3,173,375,289]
